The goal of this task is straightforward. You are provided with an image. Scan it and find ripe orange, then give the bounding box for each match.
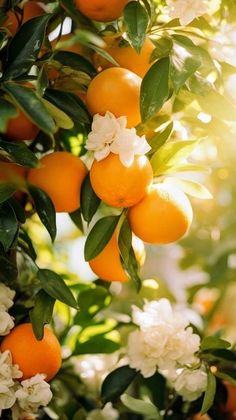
[90,153,153,208]
[128,184,193,244]
[1,323,61,381]
[223,382,236,413]
[0,162,26,182]
[28,151,87,213]
[3,2,44,36]
[89,232,145,282]
[94,37,155,78]
[6,108,39,142]
[86,67,141,128]
[74,0,128,22]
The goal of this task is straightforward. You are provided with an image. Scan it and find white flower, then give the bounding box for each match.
[127,299,200,378]
[87,403,119,420]
[0,309,15,336]
[0,351,22,416]
[86,112,151,167]
[166,0,208,26]
[169,365,207,401]
[14,374,52,415]
[0,283,15,310]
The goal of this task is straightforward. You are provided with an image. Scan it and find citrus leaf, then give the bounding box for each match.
[0,99,17,133]
[74,336,120,355]
[150,139,200,176]
[121,394,161,419]
[201,337,231,351]
[69,209,84,233]
[29,185,56,242]
[38,269,78,309]
[84,215,120,261]
[0,183,17,204]
[42,99,74,130]
[30,290,55,340]
[101,365,137,404]
[80,174,100,223]
[0,202,18,251]
[148,121,173,156]
[118,217,141,291]
[4,14,51,79]
[201,371,216,415]
[141,57,170,122]
[53,51,96,77]
[164,178,212,199]
[45,89,91,125]
[124,1,149,53]
[0,139,38,168]
[3,83,56,136]
[0,254,18,282]
[197,90,236,121]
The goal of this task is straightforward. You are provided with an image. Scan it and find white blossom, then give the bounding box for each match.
[166,0,208,26]
[87,403,119,420]
[12,374,52,419]
[209,24,236,67]
[0,351,22,416]
[0,309,15,336]
[0,283,15,310]
[169,365,208,401]
[86,112,150,167]
[127,299,200,378]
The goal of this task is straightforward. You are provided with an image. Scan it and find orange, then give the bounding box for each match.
[3,2,44,36]
[74,0,128,22]
[223,382,236,413]
[94,37,155,78]
[1,323,61,381]
[128,184,193,244]
[86,67,141,128]
[0,162,26,182]
[6,108,39,142]
[28,151,87,213]
[90,153,153,208]
[89,232,145,282]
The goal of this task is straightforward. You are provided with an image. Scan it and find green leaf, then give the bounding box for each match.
[80,174,100,223]
[8,197,26,224]
[196,90,236,122]
[29,185,56,242]
[38,269,78,309]
[121,394,161,419]
[165,178,212,199]
[69,209,84,233]
[150,139,200,176]
[170,37,201,93]
[19,229,37,260]
[215,371,236,386]
[4,15,51,79]
[118,217,141,291]
[3,83,56,136]
[84,215,120,261]
[30,290,55,340]
[201,370,216,415]
[0,99,17,133]
[45,89,91,125]
[0,183,17,204]
[148,121,173,156]
[37,66,49,96]
[0,254,18,282]
[141,57,170,122]
[201,336,231,351]
[42,99,74,130]
[77,286,110,315]
[101,365,137,404]
[0,202,18,251]
[124,1,149,53]
[74,336,120,355]
[151,37,173,61]
[0,139,38,168]
[53,51,96,77]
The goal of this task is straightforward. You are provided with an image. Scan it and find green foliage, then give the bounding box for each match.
[101,365,137,403]
[124,1,149,53]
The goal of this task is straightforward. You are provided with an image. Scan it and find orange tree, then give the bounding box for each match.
[1,0,236,419]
